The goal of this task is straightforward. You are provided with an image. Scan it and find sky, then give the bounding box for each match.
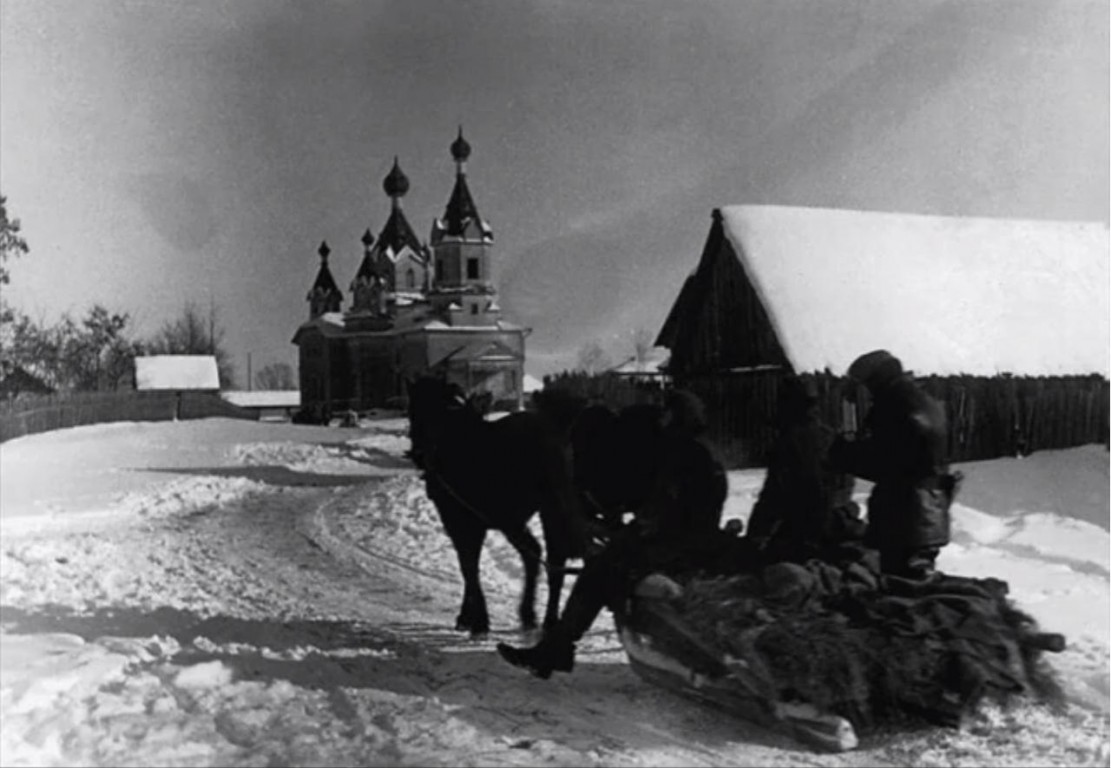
[1,0,1107,381]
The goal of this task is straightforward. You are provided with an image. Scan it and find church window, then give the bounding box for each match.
[435,260,443,281]
[470,303,479,315]
[406,269,415,289]
[466,257,479,280]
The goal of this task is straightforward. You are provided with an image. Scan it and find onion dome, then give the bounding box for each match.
[361,228,375,249]
[312,241,339,292]
[307,240,342,317]
[451,126,471,163]
[433,128,490,243]
[383,156,409,198]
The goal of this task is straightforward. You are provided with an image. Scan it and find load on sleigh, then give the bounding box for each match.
[612,527,1067,752]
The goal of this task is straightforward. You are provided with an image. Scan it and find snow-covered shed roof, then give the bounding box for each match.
[719,205,1110,378]
[220,390,301,409]
[609,347,671,375]
[135,356,220,390]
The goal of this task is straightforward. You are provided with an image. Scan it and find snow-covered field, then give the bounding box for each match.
[0,417,1107,767]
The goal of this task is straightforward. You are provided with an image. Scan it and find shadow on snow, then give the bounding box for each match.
[135,465,388,488]
[0,602,803,755]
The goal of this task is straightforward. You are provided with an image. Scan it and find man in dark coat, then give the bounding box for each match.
[828,350,957,579]
[747,376,860,562]
[496,389,729,679]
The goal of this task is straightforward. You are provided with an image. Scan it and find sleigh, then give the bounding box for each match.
[613,573,859,753]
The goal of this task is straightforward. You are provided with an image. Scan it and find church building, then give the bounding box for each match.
[292,130,529,420]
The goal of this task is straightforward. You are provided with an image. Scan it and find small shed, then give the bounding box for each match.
[220,390,302,421]
[657,205,1110,467]
[135,355,220,391]
[608,346,672,384]
[135,355,221,419]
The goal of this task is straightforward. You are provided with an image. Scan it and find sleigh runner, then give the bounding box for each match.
[615,574,859,752]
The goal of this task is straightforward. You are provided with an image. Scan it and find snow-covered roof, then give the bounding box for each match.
[610,347,671,375]
[135,356,220,390]
[431,340,522,368]
[420,319,528,333]
[719,205,1110,377]
[220,390,301,409]
[523,373,544,393]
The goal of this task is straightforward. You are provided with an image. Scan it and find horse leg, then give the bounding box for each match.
[543,558,567,634]
[502,525,542,631]
[449,524,490,636]
[537,499,573,632]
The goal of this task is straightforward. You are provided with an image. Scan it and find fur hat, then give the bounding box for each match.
[663,389,708,436]
[847,350,904,390]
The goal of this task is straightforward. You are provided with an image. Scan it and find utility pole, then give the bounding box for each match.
[247,352,252,391]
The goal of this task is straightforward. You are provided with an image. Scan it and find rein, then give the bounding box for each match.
[414,405,586,575]
[421,462,584,576]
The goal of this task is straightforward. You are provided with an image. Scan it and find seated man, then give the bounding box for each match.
[746,376,861,563]
[497,389,730,679]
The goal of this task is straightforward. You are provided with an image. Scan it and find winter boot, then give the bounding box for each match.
[496,634,575,680]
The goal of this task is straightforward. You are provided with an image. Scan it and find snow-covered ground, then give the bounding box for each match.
[0,417,1107,767]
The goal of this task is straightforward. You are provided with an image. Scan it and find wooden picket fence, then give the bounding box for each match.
[0,390,259,443]
[678,371,1109,468]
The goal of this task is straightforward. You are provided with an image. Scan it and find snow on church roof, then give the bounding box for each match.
[719,205,1110,378]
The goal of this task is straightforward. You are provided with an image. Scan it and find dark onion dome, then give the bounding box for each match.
[310,240,341,295]
[451,126,471,163]
[361,228,375,248]
[383,156,410,198]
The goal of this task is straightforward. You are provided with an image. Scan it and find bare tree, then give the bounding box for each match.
[146,301,236,387]
[1,194,30,337]
[632,327,655,365]
[3,305,140,391]
[0,194,29,289]
[61,305,141,390]
[575,340,612,375]
[255,361,297,390]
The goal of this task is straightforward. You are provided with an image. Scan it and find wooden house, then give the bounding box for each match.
[657,205,1110,467]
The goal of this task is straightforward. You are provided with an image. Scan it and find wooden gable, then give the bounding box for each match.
[663,211,789,376]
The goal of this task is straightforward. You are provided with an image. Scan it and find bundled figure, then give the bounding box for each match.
[829,350,959,579]
[746,376,861,563]
[497,389,730,679]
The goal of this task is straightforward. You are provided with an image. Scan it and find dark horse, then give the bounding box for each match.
[568,402,669,531]
[406,376,588,636]
[531,388,713,534]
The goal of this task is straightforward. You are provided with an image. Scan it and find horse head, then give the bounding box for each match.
[404,375,475,471]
